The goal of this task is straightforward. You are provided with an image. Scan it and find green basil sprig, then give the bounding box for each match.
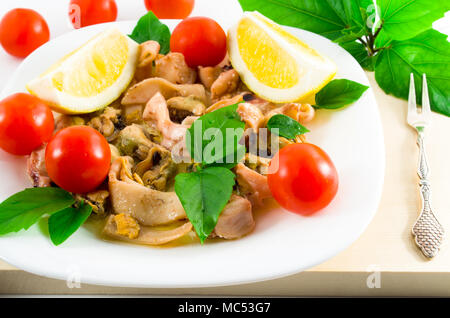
[129,11,171,54]
[267,114,309,140]
[175,167,235,243]
[187,103,246,168]
[0,188,74,235]
[175,103,245,243]
[315,79,369,109]
[239,0,450,116]
[0,187,92,245]
[48,201,92,246]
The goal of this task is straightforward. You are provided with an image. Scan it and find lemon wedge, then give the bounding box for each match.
[228,12,337,103]
[27,28,139,114]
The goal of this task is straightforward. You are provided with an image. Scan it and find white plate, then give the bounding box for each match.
[0,20,384,288]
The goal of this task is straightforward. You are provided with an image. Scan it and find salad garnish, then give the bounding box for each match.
[129,11,171,54]
[315,79,369,110]
[267,114,309,141]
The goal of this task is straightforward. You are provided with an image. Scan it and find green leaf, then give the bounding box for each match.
[315,79,369,109]
[375,29,450,116]
[0,188,75,235]
[267,114,309,140]
[238,0,353,40]
[48,201,92,246]
[378,0,449,41]
[187,103,246,167]
[174,167,235,243]
[340,41,376,71]
[129,11,171,54]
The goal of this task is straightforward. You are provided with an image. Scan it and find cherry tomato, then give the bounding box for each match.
[45,126,111,194]
[0,9,50,58]
[144,0,195,19]
[0,93,54,156]
[69,0,118,29]
[170,17,226,68]
[268,143,339,215]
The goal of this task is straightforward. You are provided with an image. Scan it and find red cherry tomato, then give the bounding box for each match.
[144,0,195,19]
[69,0,117,29]
[45,126,111,194]
[0,9,50,58]
[170,17,226,68]
[0,93,54,156]
[268,143,339,216]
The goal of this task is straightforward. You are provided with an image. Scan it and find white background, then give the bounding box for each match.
[0,0,448,92]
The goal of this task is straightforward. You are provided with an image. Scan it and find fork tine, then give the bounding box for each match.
[422,74,431,117]
[408,73,417,115]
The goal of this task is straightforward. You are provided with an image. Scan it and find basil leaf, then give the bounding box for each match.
[267,114,309,140]
[239,0,372,41]
[375,29,450,116]
[48,201,92,246]
[174,167,235,243]
[187,103,246,167]
[315,79,369,109]
[129,11,171,54]
[378,0,449,41]
[0,188,75,235]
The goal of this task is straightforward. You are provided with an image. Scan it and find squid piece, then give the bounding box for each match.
[103,214,193,246]
[210,69,240,101]
[198,66,222,89]
[121,78,207,105]
[27,145,51,188]
[142,92,189,150]
[134,41,161,81]
[108,157,187,226]
[235,163,272,206]
[265,103,315,124]
[154,52,196,84]
[205,94,243,113]
[138,41,160,68]
[246,95,279,114]
[212,195,255,239]
[237,102,265,131]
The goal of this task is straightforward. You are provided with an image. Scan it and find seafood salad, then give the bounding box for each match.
[0,12,368,246]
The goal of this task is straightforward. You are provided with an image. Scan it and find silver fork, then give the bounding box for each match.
[408,73,444,258]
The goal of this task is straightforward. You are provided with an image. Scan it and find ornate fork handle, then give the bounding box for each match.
[412,130,444,258]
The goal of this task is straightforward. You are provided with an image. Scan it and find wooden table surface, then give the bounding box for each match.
[1,72,449,296]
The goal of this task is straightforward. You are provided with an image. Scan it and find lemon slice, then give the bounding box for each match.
[27,28,139,114]
[228,12,337,103]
